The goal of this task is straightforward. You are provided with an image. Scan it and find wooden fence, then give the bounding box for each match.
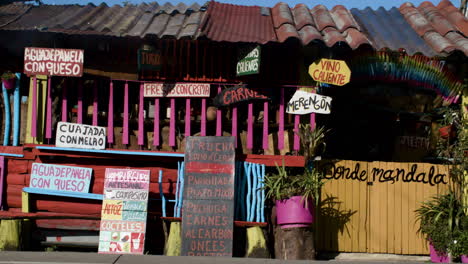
[316,160,450,255]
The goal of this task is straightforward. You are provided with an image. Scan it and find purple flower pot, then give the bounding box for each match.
[2,78,15,90]
[429,243,450,263]
[461,255,468,263]
[276,195,314,229]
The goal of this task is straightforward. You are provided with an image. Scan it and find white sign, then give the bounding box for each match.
[56,122,106,150]
[286,90,332,115]
[143,83,210,97]
[24,47,84,77]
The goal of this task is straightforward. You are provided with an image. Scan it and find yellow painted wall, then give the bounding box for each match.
[25,75,48,144]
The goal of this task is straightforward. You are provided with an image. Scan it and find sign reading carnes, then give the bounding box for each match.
[24,47,84,77]
[144,83,210,97]
[56,122,106,150]
[309,59,350,86]
[212,85,269,107]
[286,90,332,115]
[29,163,93,193]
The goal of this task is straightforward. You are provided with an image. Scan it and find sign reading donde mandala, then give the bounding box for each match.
[144,83,210,97]
[309,59,350,86]
[99,168,150,254]
[29,163,93,193]
[236,46,260,76]
[55,122,106,150]
[286,90,332,115]
[24,47,84,77]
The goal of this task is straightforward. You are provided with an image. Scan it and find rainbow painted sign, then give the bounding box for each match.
[29,163,93,193]
[99,168,150,255]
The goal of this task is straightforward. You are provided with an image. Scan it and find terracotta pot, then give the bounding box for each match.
[429,242,450,263]
[276,196,314,229]
[206,106,217,121]
[2,77,15,90]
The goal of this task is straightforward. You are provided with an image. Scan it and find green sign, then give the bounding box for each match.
[236,46,260,76]
[137,49,161,71]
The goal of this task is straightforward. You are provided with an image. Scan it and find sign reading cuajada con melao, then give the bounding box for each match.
[55,122,106,150]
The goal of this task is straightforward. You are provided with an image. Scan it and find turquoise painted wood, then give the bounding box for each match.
[23,187,103,200]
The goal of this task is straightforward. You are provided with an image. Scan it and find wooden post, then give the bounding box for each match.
[21,191,30,213]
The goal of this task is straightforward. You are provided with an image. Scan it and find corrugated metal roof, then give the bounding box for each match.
[351,7,437,56]
[0,2,208,39]
[399,0,468,56]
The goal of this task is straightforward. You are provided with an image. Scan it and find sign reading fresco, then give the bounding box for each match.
[56,122,106,150]
[137,49,161,71]
[181,137,235,257]
[99,168,150,255]
[286,90,332,115]
[144,83,210,97]
[309,59,351,86]
[236,46,260,76]
[29,163,93,193]
[24,47,84,77]
[213,85,268,107]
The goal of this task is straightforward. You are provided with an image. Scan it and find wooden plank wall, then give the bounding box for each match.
[316,160,450,255]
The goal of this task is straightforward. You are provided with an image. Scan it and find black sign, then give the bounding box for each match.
[213,85,268,107]
[181,136,235,257]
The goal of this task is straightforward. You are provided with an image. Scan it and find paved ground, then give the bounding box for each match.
[0,252,430,264]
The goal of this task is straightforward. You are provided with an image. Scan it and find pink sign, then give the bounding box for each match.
[144,83,210,97]
[24,47,84,77]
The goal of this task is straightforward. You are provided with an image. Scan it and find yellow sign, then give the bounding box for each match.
[101,200,123,220]
[309,59,351,86]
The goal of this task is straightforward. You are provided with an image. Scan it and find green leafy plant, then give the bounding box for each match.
[451,221,468,258]
[297,124,329,163]
[1,71,15,81]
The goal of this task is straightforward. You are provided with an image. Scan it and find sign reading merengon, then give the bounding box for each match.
[144,83,210,97]
[24,47,84,77]
[56,122,106,150]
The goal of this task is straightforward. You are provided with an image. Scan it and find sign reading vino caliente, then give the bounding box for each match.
[213,85,268,107]
[56,122,106,150]
[181,137,236,257]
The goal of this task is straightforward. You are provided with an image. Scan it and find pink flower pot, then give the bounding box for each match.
[429,243,450,263]
[461,255,468,263]
[276,195,314,229]
[2,78,15,90]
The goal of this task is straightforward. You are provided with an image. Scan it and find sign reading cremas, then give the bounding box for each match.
[309,59,350,86]
[236,46,260,76]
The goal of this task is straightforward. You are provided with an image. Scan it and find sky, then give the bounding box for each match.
[39,0,461,9]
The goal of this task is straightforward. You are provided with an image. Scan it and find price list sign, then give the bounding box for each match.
[181,136,236,257]
[98,168,150,254]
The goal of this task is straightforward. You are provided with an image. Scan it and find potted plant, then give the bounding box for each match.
[298,124,329,169]
[415,191,465,263]
[436,106,459,139]
[264,160,325,228]
[451,222,468,263]
[1,71,16,90]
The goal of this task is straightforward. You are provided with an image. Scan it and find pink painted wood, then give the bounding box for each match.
[169,99,176,147]
[122,82,129,145]
[294,112,300,151]
[45,77,52,139]
[77,81,83,124]
[61,80,67,122]
[107,81,114,144]
[278,87,284,150]
[92,81,98,126]
[263,101,268,150]
[185,99,191,137]
[153,98,160,146]
[216,85,222,136]
[232,107,237,147]
[247,103,253,149]
[31,76,37,138]
[0,156,4,210]
[310,90,316,130]
[138,83,144,146]
[201,98,206,136]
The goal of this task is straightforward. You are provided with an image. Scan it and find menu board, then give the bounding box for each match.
[98,168,150,254]
[181,136,236,257]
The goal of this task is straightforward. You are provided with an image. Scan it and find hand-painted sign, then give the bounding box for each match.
[286,90,332,115]
[138,49,161,71]
[399,136,430,149]
[237,46,260,76]
[309,59,351,86]
[29,163,92,193]
[24,47,84,77]
[56,122,106,150]
[144,83,210,97]
[99,168,150,255]
[213,85,268,107]
[182,137,235,257]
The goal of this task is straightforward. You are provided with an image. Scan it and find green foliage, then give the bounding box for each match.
[297,124,329,161]
[263,160,325,206]
[1,71,15,81]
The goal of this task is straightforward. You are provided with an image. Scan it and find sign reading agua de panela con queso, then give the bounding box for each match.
[181,136,236,257]
[24,47,84,77]
[56,122,106,150]
[99,168,150,255]
[286,90,332,115]
[29,163,93,193]
[144,83,210,97]
[236,46,260,76]
[309,59,350,86]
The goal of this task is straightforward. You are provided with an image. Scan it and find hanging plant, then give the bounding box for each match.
[1,71,16,90]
